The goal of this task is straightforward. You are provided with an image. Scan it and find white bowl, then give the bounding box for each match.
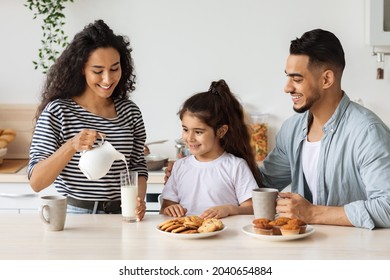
[145,154,168,171]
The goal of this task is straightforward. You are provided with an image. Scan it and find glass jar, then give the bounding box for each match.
[248,113,268,162]
[175,138,190,159]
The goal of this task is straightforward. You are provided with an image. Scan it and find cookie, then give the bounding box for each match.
[197,218,224,233]
[171,226,188,233]
[159,220,180,231]
[164,224,183,232]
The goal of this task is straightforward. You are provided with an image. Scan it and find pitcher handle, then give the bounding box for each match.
[80,132,105,155]
[97,132,105,146]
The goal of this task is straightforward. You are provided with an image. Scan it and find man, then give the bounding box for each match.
[262,29,390,229]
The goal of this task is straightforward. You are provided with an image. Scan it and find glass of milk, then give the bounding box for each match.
[120,171,138,222]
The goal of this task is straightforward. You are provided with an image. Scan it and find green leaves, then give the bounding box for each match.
[25,0,74,74]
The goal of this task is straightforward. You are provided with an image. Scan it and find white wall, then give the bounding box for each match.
[1,0,390,159]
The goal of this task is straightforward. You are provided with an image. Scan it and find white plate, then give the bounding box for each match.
[241,224,315,241]
[156,225,227,239]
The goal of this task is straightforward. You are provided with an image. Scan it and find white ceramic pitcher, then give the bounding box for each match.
[78,134,126,180]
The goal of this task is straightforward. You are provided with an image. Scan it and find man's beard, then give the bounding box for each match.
[293,91,321,113]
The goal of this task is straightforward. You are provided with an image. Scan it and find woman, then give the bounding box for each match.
[28,20,148,220]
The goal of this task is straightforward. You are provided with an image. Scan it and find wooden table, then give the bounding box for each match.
[1,214,389,260]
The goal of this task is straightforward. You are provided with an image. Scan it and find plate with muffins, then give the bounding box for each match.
[242,217,315,241]
[156,216,227,239]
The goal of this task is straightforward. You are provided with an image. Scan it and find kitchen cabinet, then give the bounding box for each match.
[366,0,390,46]
[0,182,58,213]
[0,168,165,214]
[145,170,165,213]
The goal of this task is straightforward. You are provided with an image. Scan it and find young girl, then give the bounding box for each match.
[160,79,262,219]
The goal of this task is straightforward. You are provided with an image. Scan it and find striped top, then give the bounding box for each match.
[28,98,148,201]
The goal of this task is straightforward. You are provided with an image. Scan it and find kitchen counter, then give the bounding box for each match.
[0,166,28,183]
[0,169,164,213]
[1,213,389,260]
[0,167,165,184]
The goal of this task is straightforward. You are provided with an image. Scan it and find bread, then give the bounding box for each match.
[0,139,8,149]
[2,128,16,136]
[0,128,16,148]
[0,134,15,143]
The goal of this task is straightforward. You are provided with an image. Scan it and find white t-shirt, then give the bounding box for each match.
[162,152,257,215]
[302,137,321,204]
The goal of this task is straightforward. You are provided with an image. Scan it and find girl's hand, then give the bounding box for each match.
[136,197,146,221]
[163,204,187,217]
[70,129,103,152]
[200,205,231,219]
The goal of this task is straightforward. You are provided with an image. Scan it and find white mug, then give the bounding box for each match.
[252,188,278,220]
[78,133,126,180]
[39,195,67,231]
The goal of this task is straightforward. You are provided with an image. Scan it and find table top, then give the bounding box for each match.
[1,213,389,260]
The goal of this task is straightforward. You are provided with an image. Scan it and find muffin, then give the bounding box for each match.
[287,219,307,234]
[252,218,271,225]
[269,217,291,235]
[280,224,300,236]
[253,221,273,235]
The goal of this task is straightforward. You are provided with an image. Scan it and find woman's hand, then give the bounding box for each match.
[136,197,146,221]
[70,129,103,152]
[29,129,104,192]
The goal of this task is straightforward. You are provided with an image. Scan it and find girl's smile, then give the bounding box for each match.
[181,112,224,162]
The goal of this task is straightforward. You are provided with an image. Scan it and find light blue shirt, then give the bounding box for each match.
[260,93,390,229]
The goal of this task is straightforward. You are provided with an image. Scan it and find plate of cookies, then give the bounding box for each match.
[156,215,226,239]
[241,217,315,241]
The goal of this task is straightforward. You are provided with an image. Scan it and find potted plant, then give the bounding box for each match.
[25,0,74,73]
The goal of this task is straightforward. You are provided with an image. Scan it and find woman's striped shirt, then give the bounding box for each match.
[28,98,148,201]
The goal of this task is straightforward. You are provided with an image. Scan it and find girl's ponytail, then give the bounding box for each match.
[212,80,263,187]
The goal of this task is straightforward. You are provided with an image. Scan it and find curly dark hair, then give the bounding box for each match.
[35,19,136,120]
[178,79,263,187]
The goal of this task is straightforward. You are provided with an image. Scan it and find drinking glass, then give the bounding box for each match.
[120,171,138,222]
